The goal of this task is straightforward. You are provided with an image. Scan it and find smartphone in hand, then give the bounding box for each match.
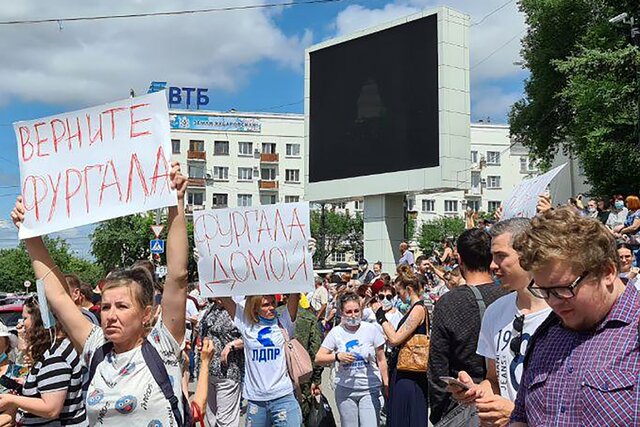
[439,376,471,390]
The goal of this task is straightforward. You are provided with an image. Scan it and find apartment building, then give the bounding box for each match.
[169,110,305,215]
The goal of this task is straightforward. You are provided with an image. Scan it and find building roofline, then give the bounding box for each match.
[169,108,303,120]
[471,122,509,129]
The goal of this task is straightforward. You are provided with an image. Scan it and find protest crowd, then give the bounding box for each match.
[0,161,638,427]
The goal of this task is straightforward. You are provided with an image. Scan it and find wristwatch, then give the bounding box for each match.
[335,352,340,362]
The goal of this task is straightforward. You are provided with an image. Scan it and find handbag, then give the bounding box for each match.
[434,403,480,427]
[396,301,430,372]
[278,323,313,390]
[190,401,205,427]
[307,394,337,427]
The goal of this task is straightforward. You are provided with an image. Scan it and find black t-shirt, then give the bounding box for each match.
[428,283,508,423]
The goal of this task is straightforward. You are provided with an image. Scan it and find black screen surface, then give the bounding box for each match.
[309,14,439,183]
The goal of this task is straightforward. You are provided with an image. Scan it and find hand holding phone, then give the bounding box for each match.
[439,376,470,390]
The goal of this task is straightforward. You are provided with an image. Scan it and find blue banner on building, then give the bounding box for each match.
[170,114,261,133]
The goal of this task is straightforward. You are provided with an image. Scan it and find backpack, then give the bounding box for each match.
[84,340,193,427]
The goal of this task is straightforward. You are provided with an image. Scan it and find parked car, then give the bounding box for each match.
[0,294,28,330]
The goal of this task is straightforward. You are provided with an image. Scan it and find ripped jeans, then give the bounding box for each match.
[245,393,302,427]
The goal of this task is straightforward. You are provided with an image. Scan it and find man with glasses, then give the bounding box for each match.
[618,243,639,289]
[449,218,551,426]
[509,207,639,426]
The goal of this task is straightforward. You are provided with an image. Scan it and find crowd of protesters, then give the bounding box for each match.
[0,182,638,427]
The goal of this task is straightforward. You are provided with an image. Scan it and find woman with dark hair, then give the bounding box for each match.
[9,163,190,426]
[0,296,87,425]
[374,265,428,427]
[315,291,388,427]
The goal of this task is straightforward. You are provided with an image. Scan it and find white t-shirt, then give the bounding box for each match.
[321,322,385,390]
[82,318,184,426]
[476,292,552,401]
[185,298,199,343]
[310,286,328,312]
[234,304,295,402]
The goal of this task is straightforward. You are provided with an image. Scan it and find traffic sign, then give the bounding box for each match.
[156,266,168,278]
[150,239,165,254]
[151,225,164,238]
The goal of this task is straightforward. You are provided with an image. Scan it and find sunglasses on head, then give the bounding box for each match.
[377,294,393,301]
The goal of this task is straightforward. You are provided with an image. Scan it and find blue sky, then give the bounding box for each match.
[0,0,527,258]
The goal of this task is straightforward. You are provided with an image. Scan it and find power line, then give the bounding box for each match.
[471,29,525,70]
[0,0,346,25]
[471,0,516,27]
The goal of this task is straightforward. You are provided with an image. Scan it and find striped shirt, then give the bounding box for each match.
[20,338,88,426]
[511,285,640,426]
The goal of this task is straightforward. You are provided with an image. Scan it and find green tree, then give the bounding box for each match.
[510,0,640,195]
[90,213,197,281]
[0,237,105,292]
[310,207,363,267]
[417,216,465,255]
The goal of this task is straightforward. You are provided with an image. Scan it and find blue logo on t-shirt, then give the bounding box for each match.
[252,326,281,362]
[345,339,364,361]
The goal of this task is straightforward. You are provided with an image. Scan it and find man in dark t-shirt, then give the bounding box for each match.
[428,228,507,424]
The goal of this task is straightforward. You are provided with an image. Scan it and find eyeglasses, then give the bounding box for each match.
[377,294,393,301]
[509,314,525,355]
[527,271,589,300]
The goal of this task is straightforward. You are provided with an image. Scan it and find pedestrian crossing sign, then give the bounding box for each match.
[150,239,165,254]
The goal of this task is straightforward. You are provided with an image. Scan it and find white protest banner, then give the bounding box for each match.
[193,202,314,297]
[501,163,567,219]
[14,91,176,239]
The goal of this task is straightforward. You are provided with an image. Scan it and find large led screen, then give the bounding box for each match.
[309,14,439,183]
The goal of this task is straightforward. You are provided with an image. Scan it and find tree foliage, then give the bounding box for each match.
[310,207,363,267]
[0,237,104,293]
[416,216,465,255]
[510,0,640,195]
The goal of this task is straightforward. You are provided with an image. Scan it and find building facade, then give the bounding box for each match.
[169,110,305,216]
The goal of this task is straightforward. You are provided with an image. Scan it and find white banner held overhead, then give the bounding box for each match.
[14,91,176,239]
[501,163,567,219]
[193,202,314,297]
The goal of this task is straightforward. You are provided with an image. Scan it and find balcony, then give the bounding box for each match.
[260,153,279,163]
[466,186,482,196]
[187,177,206,188]
[185,205,205,214]
[259,180,279,191]
[187,150,206,161]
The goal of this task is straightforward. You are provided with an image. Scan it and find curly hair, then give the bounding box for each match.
[513,206,619,278]
[24,296,66,366]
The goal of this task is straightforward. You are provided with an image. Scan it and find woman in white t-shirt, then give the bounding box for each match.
[315,292,388,427]
[11,164,191,427]
[219,293,302,427]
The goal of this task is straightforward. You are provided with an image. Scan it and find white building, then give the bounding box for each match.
[169,110,305,215]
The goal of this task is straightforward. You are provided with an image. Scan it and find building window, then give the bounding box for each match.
[332,252,346,263]
[470,150,478,164]
[213,166,228,181]
[466,200,481,211]
[171,139,181,154]
[262,142,276,154]
[238,194,252,207]
[444,200,458,213]
[407,198,416,211]
[285,169,300,183]
[285,195,300,203]
[187,191,204,206]
[422,199,435,212]
[286,144,300,157]
[488,201,501,212]
[238,167,253,181]
[486,151,501,165]
[189,140,204,152]
[520,156,536,172]
[260,195,277,205]
[212,193,228,208]
[354,200,363,211]
[238,142,253,156]
[214,141,229,155]
[188,164,205,179]
[261,167,276,181]
[487,176,501,189]
[334,202,346,210]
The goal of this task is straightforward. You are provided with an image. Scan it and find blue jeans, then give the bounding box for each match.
[245,393,302,427]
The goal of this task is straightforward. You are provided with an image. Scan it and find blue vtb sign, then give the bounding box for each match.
[148,82,209,109]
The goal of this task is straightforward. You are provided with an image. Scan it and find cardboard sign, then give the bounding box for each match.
[502,163,567,219]
[14,91,176,239]
[193,202,314,297]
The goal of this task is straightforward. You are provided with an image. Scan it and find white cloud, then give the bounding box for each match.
[331,0,527,122]
[0,0,312,107]
[0,219,12,229]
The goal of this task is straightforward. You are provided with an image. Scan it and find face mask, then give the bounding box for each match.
[342,316,361,327]
[397,301,410,314]
[258,315,277,325]
[492,274,502,287]
[0,353,7,364]
[381,298,393,311]
[615,201,624,210]
[36,279,56,329]
[588,207,597,213]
